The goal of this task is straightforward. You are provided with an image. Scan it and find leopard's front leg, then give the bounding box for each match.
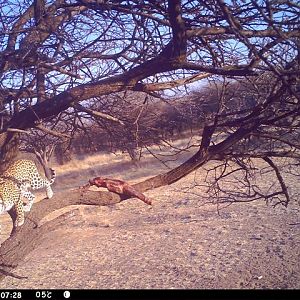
[14,197,25,227]
[22,190,35,212]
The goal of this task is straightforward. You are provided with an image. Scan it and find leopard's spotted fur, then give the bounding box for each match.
[0,159,56,227]
[0,178,31,227]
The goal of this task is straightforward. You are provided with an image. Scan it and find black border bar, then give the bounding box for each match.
[0,289,299,300]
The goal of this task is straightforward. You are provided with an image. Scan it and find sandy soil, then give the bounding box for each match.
[0,141,300,289]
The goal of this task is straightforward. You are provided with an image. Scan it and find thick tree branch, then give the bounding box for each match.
[179,62,257,76]
[167,0,187,61]
[186,27,300,39]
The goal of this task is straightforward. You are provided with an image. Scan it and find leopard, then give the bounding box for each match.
[0,178,31,227]
[0,159,56,227]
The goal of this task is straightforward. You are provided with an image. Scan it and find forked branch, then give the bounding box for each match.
[262,157,290,207]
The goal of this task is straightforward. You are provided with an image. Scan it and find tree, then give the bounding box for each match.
[0,0,299,279]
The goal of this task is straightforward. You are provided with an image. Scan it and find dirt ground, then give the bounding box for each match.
[0,143,300,289]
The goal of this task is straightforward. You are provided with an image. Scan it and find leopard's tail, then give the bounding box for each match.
[48,168,56,185]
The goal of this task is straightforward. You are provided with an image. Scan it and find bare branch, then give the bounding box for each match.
[35,124,71,139]
[262,157,290,207]
[72,103,125,125]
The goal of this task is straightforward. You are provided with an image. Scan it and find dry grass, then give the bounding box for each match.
[52,136,201,190]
